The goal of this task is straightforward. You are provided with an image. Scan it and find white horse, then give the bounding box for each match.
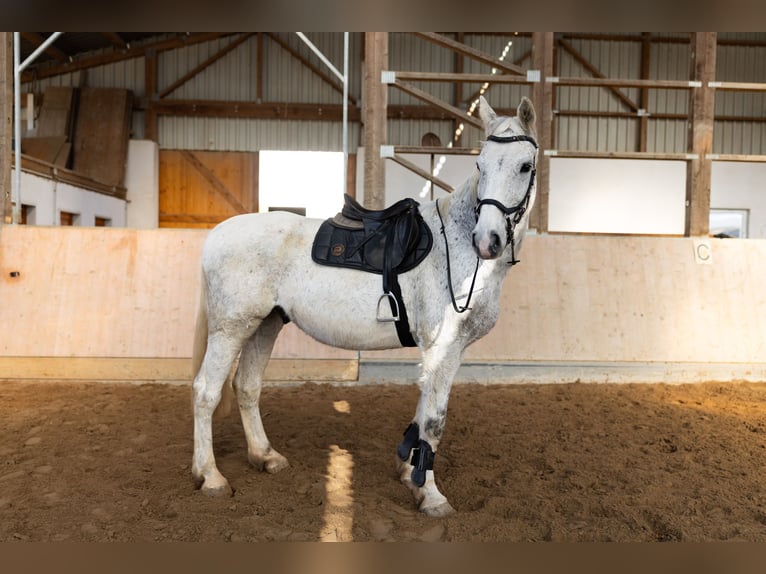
[191,96,538,516]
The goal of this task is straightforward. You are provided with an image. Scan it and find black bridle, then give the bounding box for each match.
[475,134,538,266]
[436,133,538,314]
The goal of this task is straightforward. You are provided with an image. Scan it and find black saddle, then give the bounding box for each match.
[312,194,433,347]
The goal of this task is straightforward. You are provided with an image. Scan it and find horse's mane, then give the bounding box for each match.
[430,169,479,221]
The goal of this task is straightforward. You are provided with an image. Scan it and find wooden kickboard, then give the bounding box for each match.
[0,357,359,383]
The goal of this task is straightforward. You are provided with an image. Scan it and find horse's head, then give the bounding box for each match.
[472,96,538,260]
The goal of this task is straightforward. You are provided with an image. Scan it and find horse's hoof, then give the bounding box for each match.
[249,452,289,474]
[264,454,289,474]
[420,500,455,517]
[200,483,233,498]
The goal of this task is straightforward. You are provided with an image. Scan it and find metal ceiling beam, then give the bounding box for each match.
[293,32,350,195]
[20,32,68,62]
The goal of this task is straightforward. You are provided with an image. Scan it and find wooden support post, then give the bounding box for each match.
[530,32,554,233]
[0,33,11,225]
[685,32,716,237]
[144,49,158,142]
[363,32,387,209]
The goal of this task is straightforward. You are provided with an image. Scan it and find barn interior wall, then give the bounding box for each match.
[1,226,763,383]
[13,32,766,245]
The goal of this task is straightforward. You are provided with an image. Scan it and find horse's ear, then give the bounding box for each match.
[517,97,536,136]
[478,96,497,135]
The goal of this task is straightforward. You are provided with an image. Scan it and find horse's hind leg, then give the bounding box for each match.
[234,310,289,474]
[192,327,255,497]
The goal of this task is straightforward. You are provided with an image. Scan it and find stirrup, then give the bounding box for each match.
[376,292,400,322]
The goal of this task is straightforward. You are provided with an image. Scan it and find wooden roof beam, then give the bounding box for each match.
[413,32,526,75]
[152,99,363,121]
[147,99,521,122]
[391,79,483,130]
[100,32,127,50]
[20,32,234,82]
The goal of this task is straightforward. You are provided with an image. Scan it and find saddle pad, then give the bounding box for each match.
[311,213,433,275]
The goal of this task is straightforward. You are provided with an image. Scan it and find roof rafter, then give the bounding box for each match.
[100,32,127,50]
[413,32,526,75]
[20,32,235,83]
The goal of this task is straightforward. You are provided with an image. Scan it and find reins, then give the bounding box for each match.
[436,198,480,314]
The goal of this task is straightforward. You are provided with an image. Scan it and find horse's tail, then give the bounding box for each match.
[191,271,209,383]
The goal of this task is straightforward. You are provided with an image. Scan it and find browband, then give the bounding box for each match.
[487,134,538,148]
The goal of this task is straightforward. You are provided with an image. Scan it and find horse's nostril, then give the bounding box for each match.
[491,232,501,253]
[472,233,477,248]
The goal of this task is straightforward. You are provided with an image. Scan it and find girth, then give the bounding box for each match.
[311,194,433,347]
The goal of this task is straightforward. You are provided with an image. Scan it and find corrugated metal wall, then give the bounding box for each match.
[21,33,766,155]
[557,37,642,152]
[555,34,766,155]
[158,33,362,151]
[715,33,766,154]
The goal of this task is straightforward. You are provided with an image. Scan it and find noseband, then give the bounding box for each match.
[475,134,538,266]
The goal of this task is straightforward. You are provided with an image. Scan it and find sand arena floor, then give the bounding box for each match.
[2,379,766,542]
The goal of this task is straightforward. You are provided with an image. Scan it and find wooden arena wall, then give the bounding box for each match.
[1,226,764,383]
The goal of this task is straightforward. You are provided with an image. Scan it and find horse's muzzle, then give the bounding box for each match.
[472,230,502,259]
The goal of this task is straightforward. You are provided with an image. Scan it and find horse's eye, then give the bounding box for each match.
[520,162,532,174]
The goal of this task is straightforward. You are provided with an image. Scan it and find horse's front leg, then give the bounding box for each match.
[396,343,463,517]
